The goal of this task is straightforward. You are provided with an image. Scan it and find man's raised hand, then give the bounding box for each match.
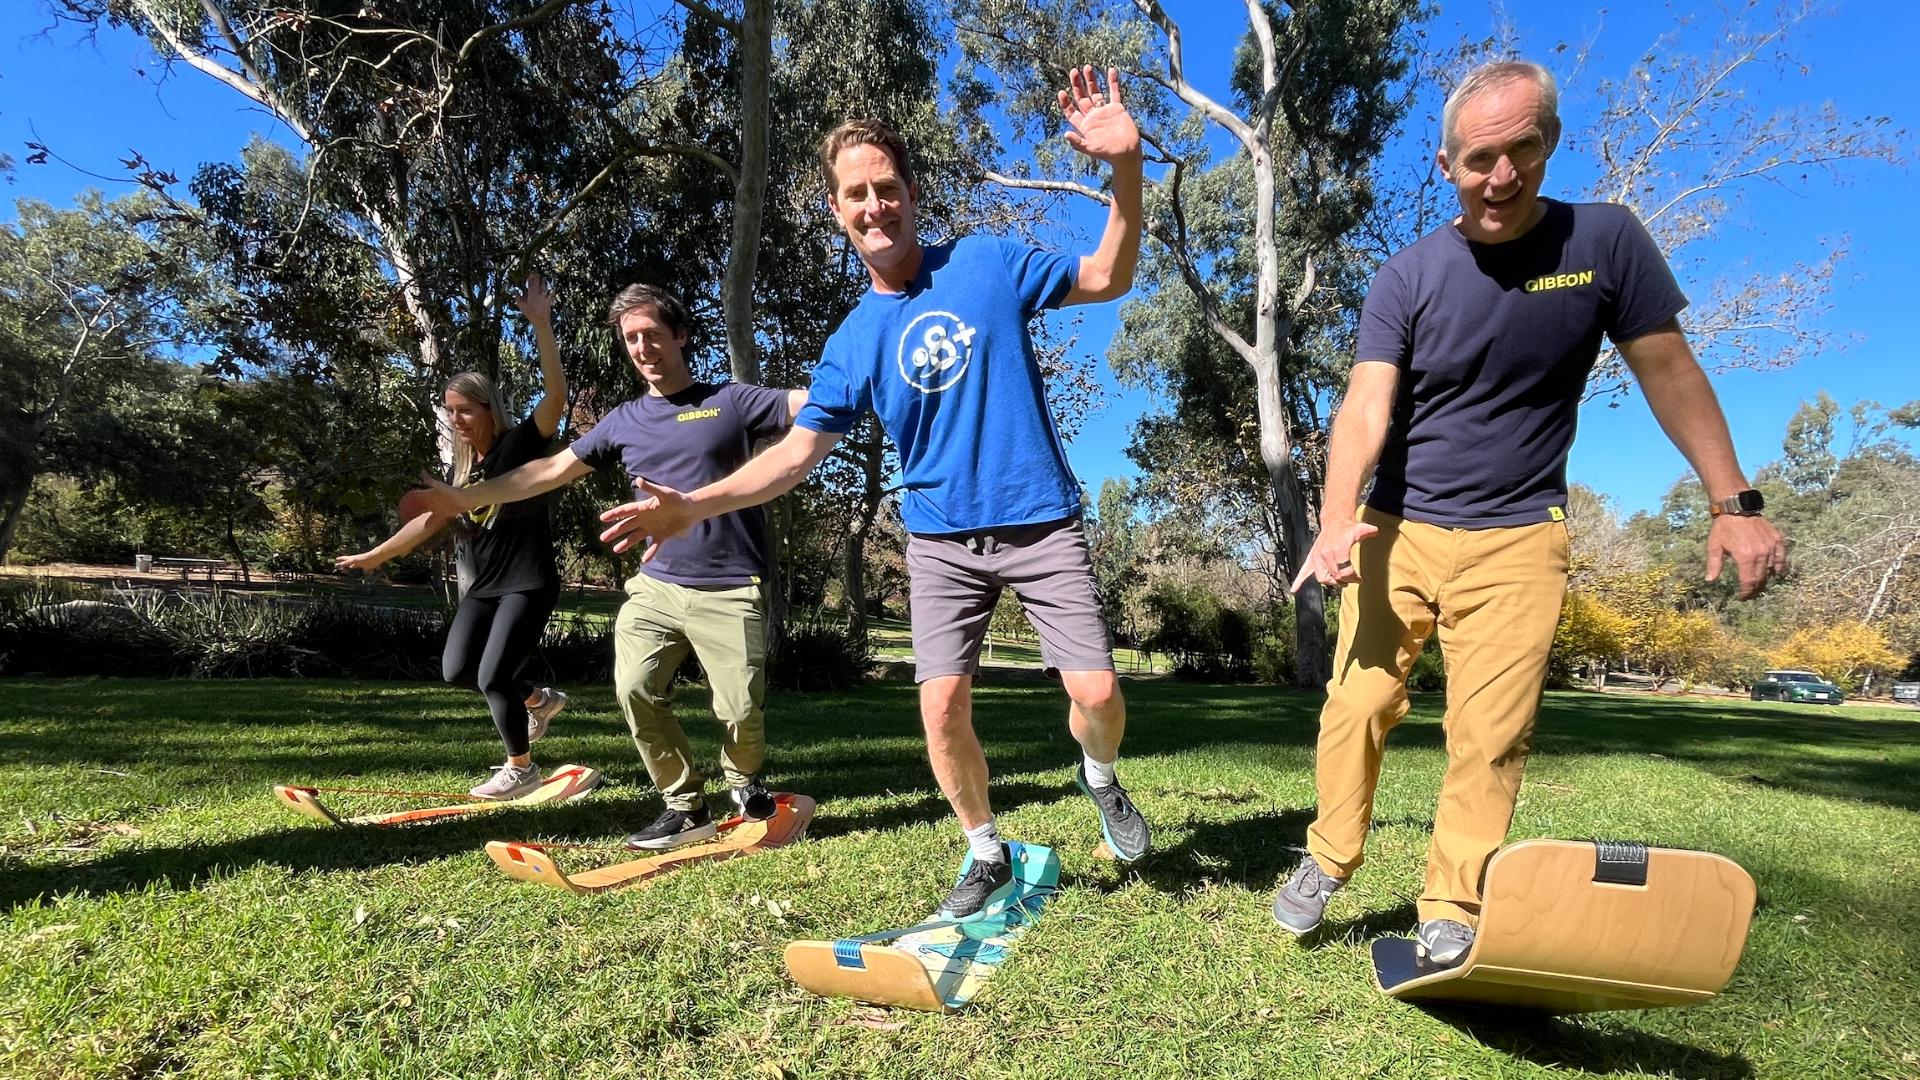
[1060,65,1140,165]
[597,477,696,561]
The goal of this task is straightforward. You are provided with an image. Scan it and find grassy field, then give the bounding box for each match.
[1,679,1916,1078]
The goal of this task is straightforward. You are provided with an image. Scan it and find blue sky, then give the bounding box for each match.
[4,2,1915,515]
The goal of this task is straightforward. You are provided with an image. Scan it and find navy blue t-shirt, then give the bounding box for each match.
[571,382,792,586]
[795,235,1082,534]
[1356,199,1687,527]
[463,415,560,598]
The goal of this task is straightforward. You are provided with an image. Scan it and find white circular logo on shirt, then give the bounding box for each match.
[896,311,977,394]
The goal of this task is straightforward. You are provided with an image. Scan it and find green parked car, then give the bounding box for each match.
[1750,669,1845,705]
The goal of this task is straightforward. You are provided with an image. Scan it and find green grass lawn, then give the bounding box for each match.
[2,680,1916,1078]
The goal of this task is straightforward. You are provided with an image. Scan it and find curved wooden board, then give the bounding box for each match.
[487,793,816,893]
[785,842,1058,1012]
[1374,839,1757,1013]
[273,764,603,828]
[272,785,342,825]
[785,940,950,1013]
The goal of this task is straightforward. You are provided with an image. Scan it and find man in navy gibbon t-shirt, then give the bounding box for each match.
[597,67,1150,918]
[1273,61,1790,966]
[426,283,805,852]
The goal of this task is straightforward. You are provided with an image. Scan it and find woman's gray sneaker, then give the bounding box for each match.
[469,763,542,801]
[1271,857,1346,934]
[526,687,567,743]
[1415,919,1476,967]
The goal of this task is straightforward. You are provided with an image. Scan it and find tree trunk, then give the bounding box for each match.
[0,472,34,567]
[222,510,253,583]
[1250,366,1328,687]
[840,428,887,644]
[723,0,773,384]
[842,526,868,644]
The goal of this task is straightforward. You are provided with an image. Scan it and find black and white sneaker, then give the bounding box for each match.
[1076,764,1151,862]
[938,844,1017,919]
[729,779,777,821]
[623,804,718,852]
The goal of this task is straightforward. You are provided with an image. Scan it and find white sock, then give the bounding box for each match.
[1082,754,1118,788]
[963,819,1005,862]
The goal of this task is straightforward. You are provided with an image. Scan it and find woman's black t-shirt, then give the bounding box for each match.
[460,415,559,597]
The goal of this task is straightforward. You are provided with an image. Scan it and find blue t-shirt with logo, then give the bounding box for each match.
[571,382,792,586]
[795,235,1081,534]
[1356,199,1688,527]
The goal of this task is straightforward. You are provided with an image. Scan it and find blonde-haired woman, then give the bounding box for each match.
[337,273,571,799]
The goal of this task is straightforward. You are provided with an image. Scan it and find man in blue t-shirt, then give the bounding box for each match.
[598,67,1148,917]
[1271,61,1791,966]
[423,284,805,851]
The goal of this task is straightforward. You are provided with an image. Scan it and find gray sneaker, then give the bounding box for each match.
[1415,919,1476,967]
[1272,857,1346,934]
[527,688,567,743]
[469,762,542,800]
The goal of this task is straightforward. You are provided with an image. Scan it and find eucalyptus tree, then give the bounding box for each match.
[0,191,224,563]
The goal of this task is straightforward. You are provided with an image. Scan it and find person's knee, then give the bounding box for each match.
[1323,674,1409,728]
[920,675,972,736]
[442,656,476,689]
[1062,670,1122,715]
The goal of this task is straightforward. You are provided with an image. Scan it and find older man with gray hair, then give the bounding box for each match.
[1270,60,1788,964]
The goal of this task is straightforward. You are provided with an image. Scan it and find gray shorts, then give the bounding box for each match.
[905,515,1115,681]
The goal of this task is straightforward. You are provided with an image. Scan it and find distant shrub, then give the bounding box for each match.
[0,581,863,692]
[768,607,870,691]
[1407,638,1446,692]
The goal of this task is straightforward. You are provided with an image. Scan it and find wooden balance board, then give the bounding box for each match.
[272,764,603,827]
[1371,839,1757,1014]
[485,793,816,893]
[784,841,1060,1013]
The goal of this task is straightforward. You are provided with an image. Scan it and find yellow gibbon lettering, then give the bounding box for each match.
[1524,269,1596,293]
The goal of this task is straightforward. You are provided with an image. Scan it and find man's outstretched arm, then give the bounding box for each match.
[1060,65,1144,306]
[599,426,844,557]
[419,448,595,516]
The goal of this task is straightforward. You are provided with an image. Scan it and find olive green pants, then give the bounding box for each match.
[1306,507,1570,925]
[613,573,767,811]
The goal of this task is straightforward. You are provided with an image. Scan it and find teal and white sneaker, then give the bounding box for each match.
[469,762,541,800]
[1415,919,1476,967]
[1075,764,1150,862]
[526,687,567,743]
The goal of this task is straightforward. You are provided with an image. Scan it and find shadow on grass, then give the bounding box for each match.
[1422,1006,1754,1079]
[1124,810,1318,893]
[6,679,1919,914]
[0,795,662,910]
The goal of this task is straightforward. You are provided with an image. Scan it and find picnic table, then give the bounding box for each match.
[151,556,233,583]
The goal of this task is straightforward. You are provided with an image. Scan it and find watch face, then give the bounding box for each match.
[1737,489,1765,513]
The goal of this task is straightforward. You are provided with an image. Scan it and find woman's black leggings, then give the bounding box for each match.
[442,585,559,757]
